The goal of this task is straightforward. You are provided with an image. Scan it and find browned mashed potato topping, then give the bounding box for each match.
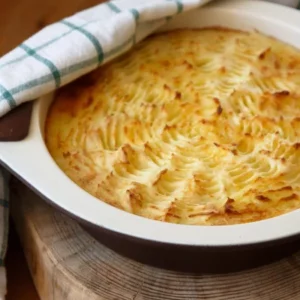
[45,28,300,225]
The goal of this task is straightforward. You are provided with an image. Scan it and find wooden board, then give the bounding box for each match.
[9,177,300,300]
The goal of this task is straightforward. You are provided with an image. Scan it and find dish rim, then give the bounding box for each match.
[1,0,300,247]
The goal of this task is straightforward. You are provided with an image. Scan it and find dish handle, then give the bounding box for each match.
[0,102,33,142]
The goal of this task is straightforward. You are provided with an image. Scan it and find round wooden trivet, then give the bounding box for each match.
[10,178,300,300]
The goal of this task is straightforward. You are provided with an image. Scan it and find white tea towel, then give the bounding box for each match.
[0,0,212,118]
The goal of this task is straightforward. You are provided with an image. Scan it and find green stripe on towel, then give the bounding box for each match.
[0,84,16,108]
[19,44,61,88]
[0,19,104,70]
[0,33,135,101]
[174,0,183,13]
[167,0,183,14]
[61,20,104,64]
[130,8,140,21]
[107,2,122,13]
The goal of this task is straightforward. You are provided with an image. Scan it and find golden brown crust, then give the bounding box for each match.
[45,28,300,225]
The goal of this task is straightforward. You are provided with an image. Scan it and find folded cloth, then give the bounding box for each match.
[0,0,212,118]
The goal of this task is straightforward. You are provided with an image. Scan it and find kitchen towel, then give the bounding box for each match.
[0,0,212,118]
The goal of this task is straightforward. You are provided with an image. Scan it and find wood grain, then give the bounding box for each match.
[10,177,300,300]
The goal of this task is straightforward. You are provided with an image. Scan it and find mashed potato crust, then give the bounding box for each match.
[45,28,300,225]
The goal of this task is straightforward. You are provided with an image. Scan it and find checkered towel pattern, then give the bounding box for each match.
[0,0,212,118]
[0,0,299,299]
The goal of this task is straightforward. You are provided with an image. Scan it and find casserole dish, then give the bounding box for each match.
[2,0,300,272]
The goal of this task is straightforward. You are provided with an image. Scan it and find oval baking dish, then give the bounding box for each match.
[2,0,300,272]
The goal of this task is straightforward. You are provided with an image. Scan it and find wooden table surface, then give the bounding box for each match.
[0,0,103,299]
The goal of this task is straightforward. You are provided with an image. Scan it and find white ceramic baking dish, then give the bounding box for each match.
[2,0,300,272]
